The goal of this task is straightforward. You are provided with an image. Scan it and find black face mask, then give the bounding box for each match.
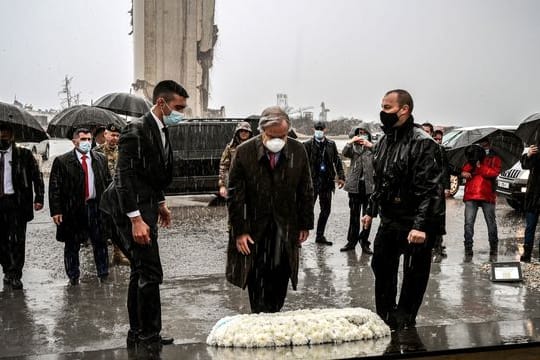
[0,139,11,150]
[379,110,400,128]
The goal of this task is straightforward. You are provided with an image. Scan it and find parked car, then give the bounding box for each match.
[496,149,530,210]
[31,138,74,161]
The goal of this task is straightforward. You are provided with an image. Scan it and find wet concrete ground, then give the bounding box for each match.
[2,168,540,358]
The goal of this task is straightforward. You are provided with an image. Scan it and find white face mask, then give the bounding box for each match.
[314,130,324,140]
[78,141,91,153]
[265,138,286,153]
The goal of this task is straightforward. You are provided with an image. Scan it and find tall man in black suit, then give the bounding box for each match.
[100,80,188,354]
[49,128,111,285]
[0,124,44,290]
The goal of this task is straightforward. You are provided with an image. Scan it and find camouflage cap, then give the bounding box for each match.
[235,121,252,133]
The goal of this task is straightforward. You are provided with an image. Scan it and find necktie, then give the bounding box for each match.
[269,152,277,170]
[162,127,171,166]
[81,155,89,200]
[0,151,5,197]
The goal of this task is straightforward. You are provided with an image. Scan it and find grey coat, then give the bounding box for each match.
[342,125,375,195]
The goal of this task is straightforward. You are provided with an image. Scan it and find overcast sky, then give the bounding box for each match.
[1,0,539,126]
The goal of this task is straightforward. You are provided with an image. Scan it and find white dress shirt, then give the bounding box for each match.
[76,149,96,200]
[1,145,14,195]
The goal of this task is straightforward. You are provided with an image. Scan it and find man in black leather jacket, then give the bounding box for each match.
[362,89,444,330]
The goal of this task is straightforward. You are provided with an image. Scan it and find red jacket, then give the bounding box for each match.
[462,154,502,203]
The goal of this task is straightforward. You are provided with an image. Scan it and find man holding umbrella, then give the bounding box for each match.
[461,140,501,258]
[94,123,129,266]
[0,124,44,290]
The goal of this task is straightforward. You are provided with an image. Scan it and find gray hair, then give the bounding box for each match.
[258,106,291,131]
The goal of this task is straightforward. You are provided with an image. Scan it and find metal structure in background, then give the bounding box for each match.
[0,101,48,142]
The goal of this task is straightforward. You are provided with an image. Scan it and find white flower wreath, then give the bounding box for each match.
[206,307,391,348]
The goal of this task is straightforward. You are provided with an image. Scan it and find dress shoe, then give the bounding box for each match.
[11,278,23,290]
[340,244,356,252]
[3,277,11,285]
[315,236,333,246]
[126,330,139,349]
[160,336,174,345]
[69,278,79,286]
[113,246,130,266]
[361,245,373,255]
[98,274,109,283]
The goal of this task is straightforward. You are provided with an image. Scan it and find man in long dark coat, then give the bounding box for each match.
[100,80,188,355]
[49,128,111,285]
[0,124,44,290]
[520,144,540,262]
[226,106,314,313]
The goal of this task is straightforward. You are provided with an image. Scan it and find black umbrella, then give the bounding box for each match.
[93,92,151,118]
[0,101,48,142]
[445,128,523,172]
[515,113,540,146]
[47,105,126,139]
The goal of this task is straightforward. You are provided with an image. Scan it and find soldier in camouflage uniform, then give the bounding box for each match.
[95,124,130,265]
[218,121,253,197]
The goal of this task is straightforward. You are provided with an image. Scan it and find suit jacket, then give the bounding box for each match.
[100,112,173,225]
[48,149,111,242]
[303,137,345,192]
[9,145,45,222]
[226,136,314,290]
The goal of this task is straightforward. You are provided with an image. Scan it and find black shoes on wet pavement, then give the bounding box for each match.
[3,277,23,290]
[340,244,355,252]
[315,236,333,246]
[361,244,374,255]
[340,242,373,254]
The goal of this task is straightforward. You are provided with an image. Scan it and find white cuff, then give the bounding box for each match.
[127,210,141,218]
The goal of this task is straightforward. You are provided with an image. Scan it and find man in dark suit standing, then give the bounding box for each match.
[0,124,44,290]
[226,106,314,313]
[49,128,111,285]
[100,80,188,355]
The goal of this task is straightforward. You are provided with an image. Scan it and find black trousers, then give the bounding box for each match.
[113,213,163,340]
[371,223,434,328]
[346,192,372,247]
[314,189,332,239]
[247,223,291,313]
[64,201,108,280]
[0,195,27,280]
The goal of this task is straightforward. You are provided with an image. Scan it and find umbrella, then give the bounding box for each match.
[515,113,540,146]
[47,105,126,139]
[445,128,524,172]
[0,101,48,142]
[93,92,151,118]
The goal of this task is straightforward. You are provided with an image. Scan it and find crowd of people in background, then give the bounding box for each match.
[1,84,539,357]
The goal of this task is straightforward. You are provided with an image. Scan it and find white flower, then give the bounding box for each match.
[206,307,391,348]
